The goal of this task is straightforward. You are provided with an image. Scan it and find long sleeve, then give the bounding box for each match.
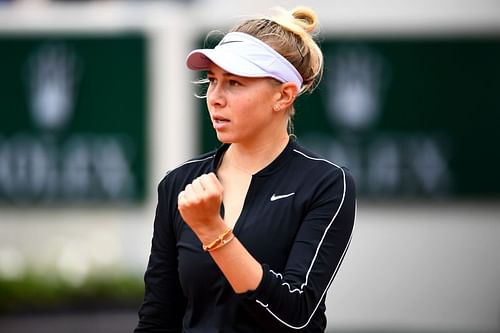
[134,142,356,332]
[242,167,356,330]
[135,177,187,333]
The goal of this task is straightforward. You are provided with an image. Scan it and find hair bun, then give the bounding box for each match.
[231,6,324,95]
[270,6,318,38]
[291,7,318,34]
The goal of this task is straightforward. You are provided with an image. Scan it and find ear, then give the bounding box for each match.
[272,82,299,112]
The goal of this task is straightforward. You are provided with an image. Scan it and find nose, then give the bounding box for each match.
[207,83,226,109]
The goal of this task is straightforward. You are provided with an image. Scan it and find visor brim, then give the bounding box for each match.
[186,49,272,79]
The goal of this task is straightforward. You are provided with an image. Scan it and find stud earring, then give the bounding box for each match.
[273,105,281,111]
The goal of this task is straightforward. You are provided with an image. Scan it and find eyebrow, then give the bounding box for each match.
[207,70,237,78]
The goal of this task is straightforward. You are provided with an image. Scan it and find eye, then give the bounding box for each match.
[207,76,217,85]
[228,79,241,87]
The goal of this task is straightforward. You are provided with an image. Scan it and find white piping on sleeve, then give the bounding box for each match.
[164,155,215,178]
[178,155,215,167]
[255,149,356,330]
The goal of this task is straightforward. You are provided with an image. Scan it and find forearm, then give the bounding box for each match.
[197,223,263,294]
[178,172,263,294]
[210,236,263,293]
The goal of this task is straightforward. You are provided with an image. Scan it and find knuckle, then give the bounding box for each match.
[206,190,220,200]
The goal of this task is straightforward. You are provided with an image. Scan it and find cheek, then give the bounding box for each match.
[238,100,269,122]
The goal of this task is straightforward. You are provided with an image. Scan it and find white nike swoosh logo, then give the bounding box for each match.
[270,192,295,202]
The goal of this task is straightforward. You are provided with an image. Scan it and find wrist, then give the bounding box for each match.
[202,227,234,252]
[195,217,227,245]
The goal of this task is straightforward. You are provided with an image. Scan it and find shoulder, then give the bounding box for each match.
[172,150,217,172]
[291,141,356,188]
[291,141,347,172]
[158,149,217,189]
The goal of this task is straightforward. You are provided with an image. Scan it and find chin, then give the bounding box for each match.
[216,133,236,144]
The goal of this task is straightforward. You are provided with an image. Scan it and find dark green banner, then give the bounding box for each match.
[0,34,147,204]
[198,37,500,198]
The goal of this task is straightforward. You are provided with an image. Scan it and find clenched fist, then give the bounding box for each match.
[178,173,225,237]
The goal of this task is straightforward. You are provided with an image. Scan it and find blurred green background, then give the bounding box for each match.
[0,1,499,333]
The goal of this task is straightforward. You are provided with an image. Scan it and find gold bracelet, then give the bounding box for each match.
[206,233,235,252]
[202,227,234,252]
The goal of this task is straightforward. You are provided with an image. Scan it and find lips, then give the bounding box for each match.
[211,115,230,130]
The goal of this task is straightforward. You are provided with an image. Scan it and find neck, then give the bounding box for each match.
[225,134,290,175]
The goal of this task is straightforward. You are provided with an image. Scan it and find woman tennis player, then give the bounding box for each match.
[135,6,356,332]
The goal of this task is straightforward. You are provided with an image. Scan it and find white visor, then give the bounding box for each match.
[186,32,303,89]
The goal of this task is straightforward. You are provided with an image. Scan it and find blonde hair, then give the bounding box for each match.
[230,7,324,134]
[230,6,324,95]
[196,7,324,134]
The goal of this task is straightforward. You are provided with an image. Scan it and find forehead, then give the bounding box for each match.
[207,62,239,77]
[207,62,282,87]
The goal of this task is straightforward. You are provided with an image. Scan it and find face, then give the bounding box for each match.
[206,63,285,145]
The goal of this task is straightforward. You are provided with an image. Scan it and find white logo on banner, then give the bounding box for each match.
[327,46,388,130]
[0,42,138,203]
[26,44,81,132]
[301,45,452,196]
